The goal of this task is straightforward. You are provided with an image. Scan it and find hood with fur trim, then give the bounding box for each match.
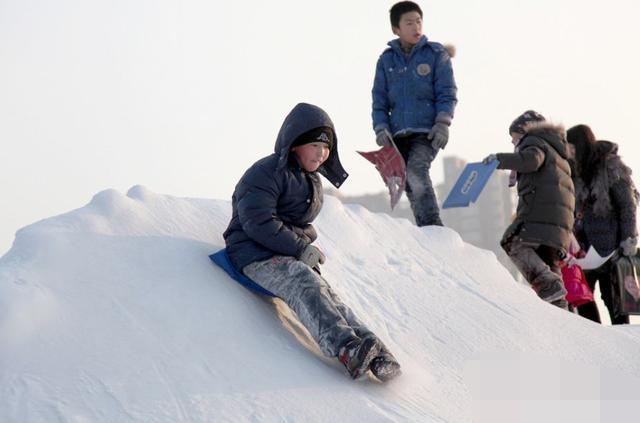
[521,121,568,159]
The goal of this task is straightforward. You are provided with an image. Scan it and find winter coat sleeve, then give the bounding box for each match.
[610,178,638,240]
[496,145,545,173]
[433,49,457,117]
[285,223,318,244]
[236,165,308,258]
[371,55,391,133]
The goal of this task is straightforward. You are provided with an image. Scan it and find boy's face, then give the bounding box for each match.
[291,142,331,172]
[392,11,423,47]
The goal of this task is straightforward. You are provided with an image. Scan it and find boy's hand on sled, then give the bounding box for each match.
[298,245,326,268]
[482,154,498,165]
[375,128,393,147]
[620,237,638,256]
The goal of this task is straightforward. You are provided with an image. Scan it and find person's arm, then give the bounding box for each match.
[285,223,317,244]
[433,48,457,119]
[236,166,308,258]
[610,178,638,242]
[372,56,391,134]
[496,145,545,173]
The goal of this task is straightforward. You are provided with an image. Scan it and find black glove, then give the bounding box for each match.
[298,245,326,268]
[428,113,452,150]
[375,128,393,147]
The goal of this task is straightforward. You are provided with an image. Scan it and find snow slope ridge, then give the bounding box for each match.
[1,186,639,423]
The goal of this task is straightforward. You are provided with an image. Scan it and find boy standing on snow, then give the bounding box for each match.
[372,1,457,226]
[483,111,575,309]
[223,103,400,381]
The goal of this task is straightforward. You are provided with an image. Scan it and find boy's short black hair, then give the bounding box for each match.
[390,1,423,28]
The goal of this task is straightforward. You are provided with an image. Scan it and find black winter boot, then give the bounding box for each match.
[370,352,402,382]
[338,337,381,380]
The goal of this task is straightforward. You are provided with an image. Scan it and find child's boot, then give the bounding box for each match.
[338,337,381,380]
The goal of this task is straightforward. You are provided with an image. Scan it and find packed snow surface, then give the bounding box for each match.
[1,186,639,422]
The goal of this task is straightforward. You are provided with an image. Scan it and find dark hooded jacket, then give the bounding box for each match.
[497,122,575,253]
[574,141,638,256]
[223,103,348,271]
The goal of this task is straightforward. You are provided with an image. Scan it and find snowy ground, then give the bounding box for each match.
[1,186,639,423]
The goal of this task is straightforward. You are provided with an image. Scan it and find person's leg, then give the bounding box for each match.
[506,240,568,308]
[597,261,630,325]
[321,275,398,354]
[537,245,569,309]
[577,269,602,323]
[319,277,371,336]
[318,275,401,380]
[243,256,358,357]
[404,137,443,227]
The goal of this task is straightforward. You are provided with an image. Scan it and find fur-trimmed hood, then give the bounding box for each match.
[520,121,568,159]
[575,140,639,217]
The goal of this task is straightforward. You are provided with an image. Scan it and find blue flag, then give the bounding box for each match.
[442,161,499,209]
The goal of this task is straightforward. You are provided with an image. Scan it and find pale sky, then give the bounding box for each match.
[1,0,639,255]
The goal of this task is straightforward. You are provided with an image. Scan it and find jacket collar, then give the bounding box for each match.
[388,35,429,57]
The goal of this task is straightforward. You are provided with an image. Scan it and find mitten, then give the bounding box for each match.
[298,245,326,267]
[482,154,498,165]
[375,128,393,147]
[620,237,638,256]
[428,113,452,150]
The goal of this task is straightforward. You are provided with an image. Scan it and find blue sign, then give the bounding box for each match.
[442,161,499,209]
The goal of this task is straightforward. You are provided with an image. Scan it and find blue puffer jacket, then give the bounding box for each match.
[372,35,457,137]
[223,103,348,271]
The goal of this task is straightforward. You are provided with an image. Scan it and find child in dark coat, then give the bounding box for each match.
[223,103,400,381]
[484,111,575,309]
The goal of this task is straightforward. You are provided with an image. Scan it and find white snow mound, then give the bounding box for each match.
[1,185,639,423]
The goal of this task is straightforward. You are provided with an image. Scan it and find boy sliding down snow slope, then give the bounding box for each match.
[223,103,400,381]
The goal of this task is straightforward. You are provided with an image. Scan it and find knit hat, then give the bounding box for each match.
[508,110,545,135]
[292,127,334,150]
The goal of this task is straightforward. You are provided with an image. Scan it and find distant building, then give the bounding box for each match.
[326,190,415,223]
[329,155,520,279]
[436,156,520,279]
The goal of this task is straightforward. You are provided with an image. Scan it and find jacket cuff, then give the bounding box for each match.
[435,112,452,126]
[374,123,390,134]
[495,153,508,169]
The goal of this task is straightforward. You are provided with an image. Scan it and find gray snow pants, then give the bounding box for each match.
[504,238,568,307]
[243,256,375,358]
[396,134,443,227]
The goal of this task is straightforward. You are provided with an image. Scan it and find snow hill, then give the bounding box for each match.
[1,186,639,423]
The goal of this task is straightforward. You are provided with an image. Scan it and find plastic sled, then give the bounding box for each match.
[561,264,593,307]
[209,249,277,297]
[442,161,499,209]
[357,142,406,209]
